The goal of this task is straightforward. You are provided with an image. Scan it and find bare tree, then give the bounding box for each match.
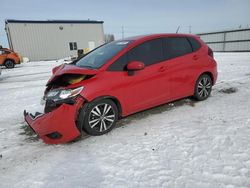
[104,34,115,43]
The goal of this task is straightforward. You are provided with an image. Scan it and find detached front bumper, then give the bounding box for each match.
[24,97,85,144]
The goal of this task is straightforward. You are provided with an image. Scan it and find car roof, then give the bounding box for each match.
[124,33,199,41]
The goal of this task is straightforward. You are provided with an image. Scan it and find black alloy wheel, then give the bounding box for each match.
[81,99,118,136]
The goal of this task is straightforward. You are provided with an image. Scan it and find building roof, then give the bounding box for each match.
[5,19,104,24]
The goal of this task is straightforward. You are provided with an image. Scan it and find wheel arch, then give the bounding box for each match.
[4,58,15,63]
[198,71,214,85]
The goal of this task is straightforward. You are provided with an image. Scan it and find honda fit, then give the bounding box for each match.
[24,34,217,144]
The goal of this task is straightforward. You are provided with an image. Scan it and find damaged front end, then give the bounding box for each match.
[24,96,84,144]
[24,64,97,144]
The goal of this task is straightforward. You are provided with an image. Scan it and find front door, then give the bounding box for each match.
[123,38,171,113]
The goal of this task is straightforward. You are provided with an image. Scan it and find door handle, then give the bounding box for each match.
[158,66,166,72]
[193,55,199,60]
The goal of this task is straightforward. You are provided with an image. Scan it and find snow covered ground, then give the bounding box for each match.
[0,53,250,188]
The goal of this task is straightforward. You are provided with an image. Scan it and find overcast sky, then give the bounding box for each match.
[1,0,250,47]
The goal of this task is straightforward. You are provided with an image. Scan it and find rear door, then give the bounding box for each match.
[163,37,198,99]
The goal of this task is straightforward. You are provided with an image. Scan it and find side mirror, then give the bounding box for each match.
[127,61,145,76]
[127,61,145,71]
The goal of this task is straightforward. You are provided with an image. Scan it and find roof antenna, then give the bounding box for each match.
[176,26,180,33]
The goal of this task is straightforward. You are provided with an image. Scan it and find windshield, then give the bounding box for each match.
[76,40,132,69]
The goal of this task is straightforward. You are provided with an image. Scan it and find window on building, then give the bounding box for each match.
[164,37,192,60]
[69,42,77,50]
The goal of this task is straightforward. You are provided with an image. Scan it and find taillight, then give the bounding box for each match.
[208,47,214,58]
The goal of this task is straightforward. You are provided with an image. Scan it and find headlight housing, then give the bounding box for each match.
[45,86,84,102]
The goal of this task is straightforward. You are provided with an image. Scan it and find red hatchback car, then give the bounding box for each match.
[24,34,217,144]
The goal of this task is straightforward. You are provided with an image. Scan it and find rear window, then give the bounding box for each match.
[187,37,201,52]
[164,37,192,60]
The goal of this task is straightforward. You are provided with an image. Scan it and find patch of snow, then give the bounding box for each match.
[0,53,250,187]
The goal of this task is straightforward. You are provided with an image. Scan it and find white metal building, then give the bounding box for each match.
[197,28,250,52]
[5,19,105,61]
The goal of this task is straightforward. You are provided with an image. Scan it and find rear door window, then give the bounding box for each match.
[164,37,193,60]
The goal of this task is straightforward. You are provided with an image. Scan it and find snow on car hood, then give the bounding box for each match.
[46,64,98,86]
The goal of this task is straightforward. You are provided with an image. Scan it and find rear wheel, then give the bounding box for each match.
[81,99,118,136]
[4,59,15,69]
[194,74,212,101]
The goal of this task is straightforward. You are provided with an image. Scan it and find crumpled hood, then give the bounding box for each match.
[47,64,98,86]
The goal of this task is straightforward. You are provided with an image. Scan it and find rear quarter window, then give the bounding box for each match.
[187,37,201,52]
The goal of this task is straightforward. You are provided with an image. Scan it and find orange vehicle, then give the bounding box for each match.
[0,48,21,68]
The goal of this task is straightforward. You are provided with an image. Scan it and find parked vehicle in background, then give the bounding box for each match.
[24,33,218,144]
[0,48,21,68]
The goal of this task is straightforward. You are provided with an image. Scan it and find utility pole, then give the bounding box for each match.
[189,25,192,34]
[122,26,124,39]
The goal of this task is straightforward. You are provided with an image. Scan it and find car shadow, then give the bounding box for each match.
[116,97,196,128]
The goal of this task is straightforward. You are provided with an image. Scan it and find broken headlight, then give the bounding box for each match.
[45,86,84,102]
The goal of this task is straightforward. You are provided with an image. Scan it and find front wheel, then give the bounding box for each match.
[80,99,118,136]
[194,74,212,101]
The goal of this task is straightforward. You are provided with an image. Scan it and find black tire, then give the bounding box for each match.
[194,74,212,101]
[79,99,118,136]
[4,59,15,69]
